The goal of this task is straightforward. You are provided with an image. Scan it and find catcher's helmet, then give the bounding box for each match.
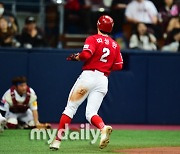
[97,15,114,33]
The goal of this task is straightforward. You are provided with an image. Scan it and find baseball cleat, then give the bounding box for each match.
[49,139,61,150]
[0,117,6,132]
[99,125,112,149]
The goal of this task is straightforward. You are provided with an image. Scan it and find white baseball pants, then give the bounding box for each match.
[63,70,108,123]
[5,109,35,126]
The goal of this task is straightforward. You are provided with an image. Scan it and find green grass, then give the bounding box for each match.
[0,130,180,154]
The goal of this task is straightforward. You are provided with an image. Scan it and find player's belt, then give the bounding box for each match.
[86,69,108,77]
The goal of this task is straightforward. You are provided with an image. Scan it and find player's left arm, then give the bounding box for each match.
[111,46,123,71]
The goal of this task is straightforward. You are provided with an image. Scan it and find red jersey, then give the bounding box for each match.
[79,34,123,76]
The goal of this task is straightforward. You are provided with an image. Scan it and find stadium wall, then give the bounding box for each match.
[0,48,180,124]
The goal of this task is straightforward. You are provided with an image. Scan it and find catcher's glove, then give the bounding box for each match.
[66,53,79,61]
[36,123,51,129]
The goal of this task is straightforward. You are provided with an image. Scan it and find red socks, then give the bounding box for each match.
[56,114,72,141]
[91,115,105,129]
[56,114,104,141]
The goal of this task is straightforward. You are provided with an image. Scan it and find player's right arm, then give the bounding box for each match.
[1,90,11,109]
[0,90,10,116]
[111,46,123,71]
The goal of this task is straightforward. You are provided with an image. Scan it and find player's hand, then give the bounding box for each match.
[36,123,51,129]
[66,53,80,61]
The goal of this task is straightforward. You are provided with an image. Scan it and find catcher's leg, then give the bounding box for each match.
[18,109,35,128]
[5,111,18,129]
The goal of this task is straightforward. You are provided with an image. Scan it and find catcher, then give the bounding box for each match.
[1,76,50,129]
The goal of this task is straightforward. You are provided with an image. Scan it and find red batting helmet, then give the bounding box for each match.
[97,15,114,33]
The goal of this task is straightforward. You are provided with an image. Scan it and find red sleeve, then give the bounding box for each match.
[79,50,92,61]
[82,36,96,55]
[111,46,123,71]
[79,36,96,61]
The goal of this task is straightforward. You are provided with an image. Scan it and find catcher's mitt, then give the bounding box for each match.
[66,53,79,61]
[36,123,51,129]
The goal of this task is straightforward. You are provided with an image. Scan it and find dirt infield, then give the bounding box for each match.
[116,147,180,154]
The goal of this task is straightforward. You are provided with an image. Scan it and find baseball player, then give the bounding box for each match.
[1,76,51,129]
[50,15,123,150]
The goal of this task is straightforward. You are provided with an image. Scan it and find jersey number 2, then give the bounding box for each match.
[100,48,110,63]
